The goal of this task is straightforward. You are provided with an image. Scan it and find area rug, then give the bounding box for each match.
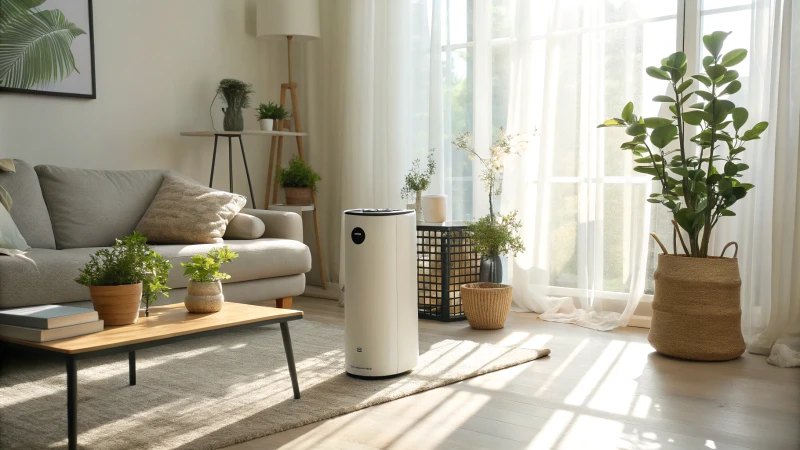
[0,319,550,449]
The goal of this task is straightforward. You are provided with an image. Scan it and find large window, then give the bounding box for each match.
[435,0,756,298]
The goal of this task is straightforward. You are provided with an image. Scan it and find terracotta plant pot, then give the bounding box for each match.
[89,283,143,326]
[284,187,313,205]
[461,282,513,330]
[184,280,224,313]
[648,254,746,361]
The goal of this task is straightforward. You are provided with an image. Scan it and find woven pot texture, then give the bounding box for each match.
[461,282,513,330]
[649,254,746,361]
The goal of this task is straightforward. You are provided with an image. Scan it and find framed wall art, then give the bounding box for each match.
[0,0,96,99]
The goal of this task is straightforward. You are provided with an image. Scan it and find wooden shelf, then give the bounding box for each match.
[269,204,315,213]
[180,130,308,138]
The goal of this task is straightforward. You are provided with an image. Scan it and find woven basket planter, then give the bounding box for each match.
[461,283,513,330]
[649,253,746,361]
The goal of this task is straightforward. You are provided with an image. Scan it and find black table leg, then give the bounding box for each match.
[129,351,136,386]
[228,136,233,193]
[238,136,256,208]
[209,135,219,187]
[280,322,301,399]
[66,356,77,450]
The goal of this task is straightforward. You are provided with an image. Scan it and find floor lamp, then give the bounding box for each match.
[257,0,327,289]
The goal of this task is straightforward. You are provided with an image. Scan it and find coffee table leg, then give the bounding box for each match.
[129,351,136,386]
[280,322,301,399]
[66,356,78,450]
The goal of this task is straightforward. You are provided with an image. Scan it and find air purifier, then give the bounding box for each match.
[343,208,419,378]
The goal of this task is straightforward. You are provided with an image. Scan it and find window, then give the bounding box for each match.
[434,0,756,299]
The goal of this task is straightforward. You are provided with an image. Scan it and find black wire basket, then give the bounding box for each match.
[416,223,480,321]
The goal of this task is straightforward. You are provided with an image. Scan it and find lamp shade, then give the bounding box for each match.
[257,0,321,40]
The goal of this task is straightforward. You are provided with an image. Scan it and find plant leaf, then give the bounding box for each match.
[720,80,741,96]
[646,66,672,81]
[705,64,727,82]
[0,8,86,89]
[721,48,747,67]
[621,102,634,122]
[692,74,712,87]
[626,123,647,136]
[650,124,678,149]
[653,95,676,102]
[663,52,687,69]
[682,110,711,125]
[703,31,732,59]
[643,117,673,128]
[695,90,715,101]
[598,118,626,128]
[676,79,693,94]
[732,107,748,131]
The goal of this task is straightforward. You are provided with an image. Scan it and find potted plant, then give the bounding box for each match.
[217,78,254,131]
[400,150,436,221]
[268,105,292,130]
[452,129,526,329]
[180,246,239,313]
[277,156,321,205]
[598,31,766,361]
[76,232,172,325]
[255,102,278,131]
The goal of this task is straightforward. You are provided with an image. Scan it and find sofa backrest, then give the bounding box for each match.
[0,160,57,249]
[34,165,169,249]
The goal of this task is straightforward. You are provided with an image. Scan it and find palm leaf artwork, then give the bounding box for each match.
[0,0,86,90]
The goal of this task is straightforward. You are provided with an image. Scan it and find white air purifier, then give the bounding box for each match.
[344,208,419,378]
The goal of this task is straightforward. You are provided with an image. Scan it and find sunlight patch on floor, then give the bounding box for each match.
[564,340,625,406]
[526,409,574,449]
[587,342,652,415]
[535,338,589,397]
[558,414,626,449]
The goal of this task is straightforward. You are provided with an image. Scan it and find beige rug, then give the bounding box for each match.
[0,319,549,449]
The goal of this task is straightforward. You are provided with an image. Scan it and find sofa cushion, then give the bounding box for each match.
[0,160,56,249]
[0,238,311,309]
[154,239,311,289]
[135,175,246,244]
[35,165,168,249]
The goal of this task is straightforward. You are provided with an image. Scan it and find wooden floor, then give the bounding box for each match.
[226,297,800,450]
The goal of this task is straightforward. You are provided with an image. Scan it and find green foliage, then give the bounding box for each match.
[75,232,173,314]
[467,211,525,257]
[598,31,767,258]
[254,102,291,120]
[277,156,321,191]
[217,79,254,110]
[0,0,86,90]
[181,247,239,283]
[400,149,436,202]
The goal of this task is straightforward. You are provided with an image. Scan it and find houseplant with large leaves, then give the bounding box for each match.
[598,31,768,360]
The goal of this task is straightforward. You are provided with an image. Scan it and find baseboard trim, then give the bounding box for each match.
[303,283,340,300]
[628,315,652,329]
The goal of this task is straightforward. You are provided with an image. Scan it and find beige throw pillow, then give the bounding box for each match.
[224,213,265,240]
[135,175,246,244]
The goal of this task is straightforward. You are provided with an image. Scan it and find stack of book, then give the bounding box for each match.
[0,305,104,342]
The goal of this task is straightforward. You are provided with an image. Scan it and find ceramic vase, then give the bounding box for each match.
[184,280,224,313]
[422,194,447,223]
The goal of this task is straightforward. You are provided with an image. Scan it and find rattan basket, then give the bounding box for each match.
[460,283,513,330]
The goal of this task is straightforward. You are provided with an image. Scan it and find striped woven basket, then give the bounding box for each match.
[461,283,513,330]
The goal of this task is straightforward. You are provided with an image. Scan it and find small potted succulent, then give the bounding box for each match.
[181,246,239,313]
[277,156,321,205]
[400,150,436,221]
[255,102,278,131]
[76,232,172,325]
[217,78,254,131]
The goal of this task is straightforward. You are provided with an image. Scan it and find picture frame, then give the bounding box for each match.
[0,0,96,99]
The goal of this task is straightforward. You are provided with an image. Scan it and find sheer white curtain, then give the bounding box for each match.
[306,0,438,303]
[502,0,666,331]
[718,0,800,367]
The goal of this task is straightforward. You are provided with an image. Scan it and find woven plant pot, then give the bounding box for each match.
[184,280,224,313]
[461,282,513,330]
[649,253,745,361]
[284,187,313,205]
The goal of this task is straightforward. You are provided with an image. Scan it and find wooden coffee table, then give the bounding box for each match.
[0,302,303,450]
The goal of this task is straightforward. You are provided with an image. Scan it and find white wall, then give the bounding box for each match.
[0,0,297,209]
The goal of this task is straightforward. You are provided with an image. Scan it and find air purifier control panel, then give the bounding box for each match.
[351,227,366,244]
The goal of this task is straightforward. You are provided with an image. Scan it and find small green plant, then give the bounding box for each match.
[75,232,172,317]
[598,31,767,257]
[268,105,292,121]
[467,211,525,257]
[255,102,278,120]
[278,156,322,191]
[400,149,436,203]
[181,247,239,283]
[217,79,254,110]
[453,128,528,257]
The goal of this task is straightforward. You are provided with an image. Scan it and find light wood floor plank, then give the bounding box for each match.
[223,297,800,450]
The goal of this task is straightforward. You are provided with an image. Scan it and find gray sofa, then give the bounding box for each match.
[0,160,311,310]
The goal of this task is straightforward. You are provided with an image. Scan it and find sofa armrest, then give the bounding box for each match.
[239,208,303,243]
